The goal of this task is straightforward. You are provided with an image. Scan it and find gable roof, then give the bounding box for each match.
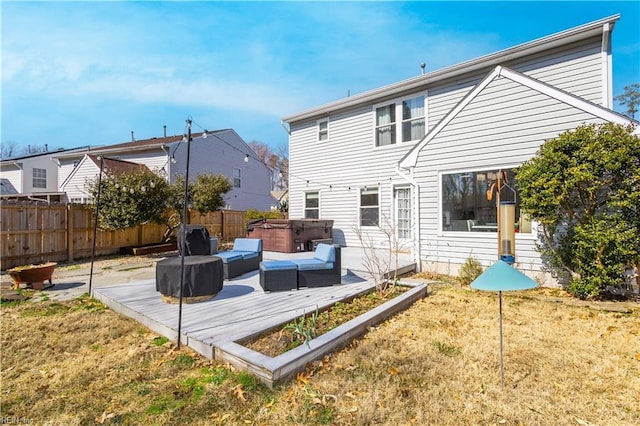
[282,15,618,124]
[398,65,639,169]
[1,146,91,163]
[60,154,152,190]
[53,129,231,159]
[87,154,150,176]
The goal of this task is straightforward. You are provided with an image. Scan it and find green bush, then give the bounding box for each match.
[516,123,639,299]
[458,256,483,286]
[245,209,285,220]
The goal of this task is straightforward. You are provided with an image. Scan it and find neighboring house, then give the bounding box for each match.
[282,15,639,281]
[271,189,289,210]
[62,155,151,203]
[58,129,276,211]
[0,147,89,203]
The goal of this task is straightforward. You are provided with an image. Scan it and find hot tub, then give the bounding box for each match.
[246,219,333,253]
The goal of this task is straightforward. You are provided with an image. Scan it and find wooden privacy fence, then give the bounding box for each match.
[0,204,246,270]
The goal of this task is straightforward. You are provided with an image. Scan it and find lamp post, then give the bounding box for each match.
[177,118,193,349]
[89,155,104,296]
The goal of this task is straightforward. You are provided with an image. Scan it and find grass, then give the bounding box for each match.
[1,284,638,425]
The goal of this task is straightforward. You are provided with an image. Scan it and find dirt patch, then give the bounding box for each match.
[245,286,409,357]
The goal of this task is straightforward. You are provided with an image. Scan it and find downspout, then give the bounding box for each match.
[395,164,421,271]
[601,22,613,108]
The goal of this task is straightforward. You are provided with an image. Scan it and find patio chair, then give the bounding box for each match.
[292,243,341,287]
[214,238,263,279]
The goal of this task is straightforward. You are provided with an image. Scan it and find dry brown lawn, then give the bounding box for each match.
[1,281,638,425]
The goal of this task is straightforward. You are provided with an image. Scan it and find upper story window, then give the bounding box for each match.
[375,104,396,147]
[441,168,531,233]
[304,191,319,219]
[360,186,379,226]
[318,119,329,142]
[33,168,47,188]
[375,94,426,147]
[402,96,425,142]
[233,168,241,188]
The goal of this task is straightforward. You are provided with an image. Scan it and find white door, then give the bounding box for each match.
[395,187,411,242]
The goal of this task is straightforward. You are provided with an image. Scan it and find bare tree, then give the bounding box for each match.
[615,83,640,119]
[0,141,19,160]
[248,140,289,191]
[353,213,407,295]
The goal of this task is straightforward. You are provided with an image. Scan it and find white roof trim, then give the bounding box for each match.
[398,65,638,169]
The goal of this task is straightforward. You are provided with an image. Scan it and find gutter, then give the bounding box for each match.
[395,164,421,271]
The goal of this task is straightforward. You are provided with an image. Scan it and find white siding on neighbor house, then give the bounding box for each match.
[61,159,101,201]
[169,131,275,211]
[412,76,609,277]
[16,155,60,193]
[1,168,22,193]
[56,150,168,195]
[113,150,168,174]
[58,160,77,191]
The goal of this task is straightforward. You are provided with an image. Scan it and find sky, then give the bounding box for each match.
[2,1,639,154]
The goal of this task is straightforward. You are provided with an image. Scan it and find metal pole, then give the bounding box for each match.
[499,290,504,389]
[89,155,104,296]
[177,119,192,348]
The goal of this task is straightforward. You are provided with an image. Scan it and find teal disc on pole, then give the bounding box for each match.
[470,260,537,292]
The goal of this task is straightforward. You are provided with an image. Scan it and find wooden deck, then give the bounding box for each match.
[92,248,422,386]
[94,270,375,358]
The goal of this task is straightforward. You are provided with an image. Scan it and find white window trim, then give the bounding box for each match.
[373,91,427,148]
[304,190,320,219]
[358,185,380,228]
[317,118,329,142]
[32,168,47,189]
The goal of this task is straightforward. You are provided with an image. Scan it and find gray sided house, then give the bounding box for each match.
[58,129,277,211]
[282,15,638,282]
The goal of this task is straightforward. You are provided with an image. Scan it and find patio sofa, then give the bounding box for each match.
[214,238,263,279]
[292,243,341,287]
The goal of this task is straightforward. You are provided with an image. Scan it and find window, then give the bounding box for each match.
[33,168,46,188]
[402,96,425,142]
[375,94,426,147]
[360,186,379,226]
[304,192,319,219]
[233,168,241,188]
[318,119,329,142]
[441,168,531,233]
[375,104,396,147]
[395,187,411,239]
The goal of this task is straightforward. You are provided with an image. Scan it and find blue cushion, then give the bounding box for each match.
[215,251,243,263]
[233,238,262,253]
[313,244,335,263]
[293,258,334,271]
[237,251,259,260]
[260,260,297,271]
